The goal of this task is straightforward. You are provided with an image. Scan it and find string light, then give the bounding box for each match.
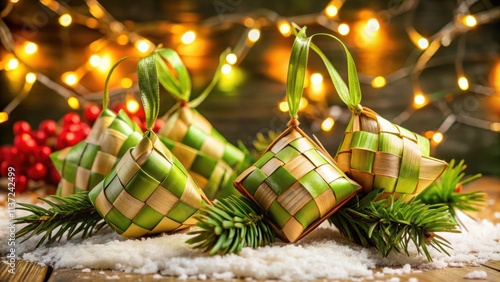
[279,101,288,112]
[126,95,139,114]
[432,132,444,144]
[25,72,37,84]
[247,29,261,42]
[371,76,386,88]
[135,39,151,53]
[89,54,101,67]
[10,0,19,4]
[299,97,308,111]
[490,122,500,132]
[58,14,72,27]
[116,34,129,45]
[226,53,237,65]
[243,17,255,27]
[417,38,429,49]
[338,23,350,35]
[24,42,38,55]
[278,21,292,37]
[67,97,80,109]
[221,64,232,75]
[321,117,335,132]
[365,18,380,33]
[0,112,8,123]
[120,77,133,88]
[463,15,477,27]
[5,58,19,71]
[325,4,338,18]
[310,73,323,85]
[181,31,196,44]
[96,54,112,73]
[458,76,469,90]
[413,93,427,107]
[62,72,79,86]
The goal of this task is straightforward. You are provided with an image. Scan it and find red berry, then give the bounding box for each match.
[0,146,10,162]
[35,146,52,163]
[153,119,164,133]
[84,104,101,124]
[66,123,82,133]
[63,113,81,125]
[0,161,9,177]
[80,123,91,137]
[46,163,61,184]
[39,120,57,136]
[15,175,28,193]
[13,121,32,136]
[14,133,37,153]
[112,102,126,114]
[27,162,47,181]
[33,130,48,145]
[64,132,79,146]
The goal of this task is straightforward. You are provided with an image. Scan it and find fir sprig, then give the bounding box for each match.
[416,159,485,227]
[329,189,460,261]
[15,192,106,248]
[186,196,275,255]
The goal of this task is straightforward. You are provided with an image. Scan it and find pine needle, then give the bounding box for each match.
[329,189,460,261]
[15,192,106,248]
[186,196,275,255]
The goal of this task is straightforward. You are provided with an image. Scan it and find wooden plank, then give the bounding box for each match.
[483,260,500,272]
[0,260,49,282]
[48,269,194,282]
[385,264,500,282]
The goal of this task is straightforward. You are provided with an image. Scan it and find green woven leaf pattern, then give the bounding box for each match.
[234,127,361,243]
[50,109,143,196]
[88,131,205,237]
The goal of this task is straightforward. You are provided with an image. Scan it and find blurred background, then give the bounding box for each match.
[0,0,499,178]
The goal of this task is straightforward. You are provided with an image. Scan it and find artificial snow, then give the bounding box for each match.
[464,270,487,280]
[1,200,499,281]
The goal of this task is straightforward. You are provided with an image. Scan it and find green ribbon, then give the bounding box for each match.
[287,26,362,115]
[138,53,160,130]
[103,56,135,110]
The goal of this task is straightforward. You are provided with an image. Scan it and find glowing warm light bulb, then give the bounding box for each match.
[24,42,38,55]
[59,14,72,27]
[417,38,429,49]
[10,0,19,4]
[279,101,289,112]
[221,64,232,75]
[244,17,255,27]
[310,73,323,85]
[299,97,309,111]
[490,122,500,132]
[458,76,469,90]
[120,77,133,88]
[126,96,140,114]
[432,132,443,143]
[89,54,101,67]
[226,53,237,65]
[6,58,19,71]
[97,55,112,73]
[25,72,37,84]
[181,31,196,44]
[371,76,386,88]
[248,29,261,42]
[325,5,338,17]
[278,21,292,37]
[116,34,129,45]
[67,97,80,109]
[414,93,426,107]
[62,72,79,86]
[338,23,350,35]
[321,117,335,132]
[463,15,477,27]
[0,112,8,123]
[366,18,380,33]
[135,39,151,53]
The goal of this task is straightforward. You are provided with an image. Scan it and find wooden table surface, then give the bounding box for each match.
[1,177,499,282]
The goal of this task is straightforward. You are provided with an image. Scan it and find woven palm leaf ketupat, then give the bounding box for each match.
[50,58,144,196]
[234,28,362,243]
[88,52,209,237]
[304,28,448,200]
[156,49,245,200]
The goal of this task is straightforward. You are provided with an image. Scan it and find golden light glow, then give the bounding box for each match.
[243,17,255,27]
[67,97,80,109]
[365,18,380,33]
[25,72,37,84]
[310,73,323,85]
[120,77,133,88]
[89,54,101,67]
[181,31,196,44]
[417,38,429,49]
[126,96,139,114]
[278,21,292,37]
[458,76,469,90]
[321,117,335,132]
[89,4,104,18]
[432,132,443,143]
[135,39,151,53]
[226,53,237,65]
[97,54,112,73]
[116,34,129,45]
[463,15,477,27]
[490,122,500,132]
[248,29,261,42]
[0,112,8,123]
[221,64,232,75]
[86,18,99,29]
[325,5,338,17]
[414,93,427,107]
[62,72,79,86]
[24,42,38,55]
[59,14,72,27]
[279,101,289,112]
[10,0,19,4]
[371,76,386,88]
[338,23,350,35]
[299,97,308,111]
[6,58,19,71]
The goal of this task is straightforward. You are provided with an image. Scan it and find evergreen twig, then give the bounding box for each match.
[186,196,275,255]
[15,192,106,248]
[329,189,460,261]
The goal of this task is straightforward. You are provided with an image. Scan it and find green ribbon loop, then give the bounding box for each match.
[137,53,160,130]
[286,27,311,119]
[103,56,135,110]
[156,48,192,103]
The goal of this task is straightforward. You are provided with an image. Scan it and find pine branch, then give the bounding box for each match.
[186,196,276,255]
[329,189,460,261]
[416,159,485,227]
[15,192,106,248]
